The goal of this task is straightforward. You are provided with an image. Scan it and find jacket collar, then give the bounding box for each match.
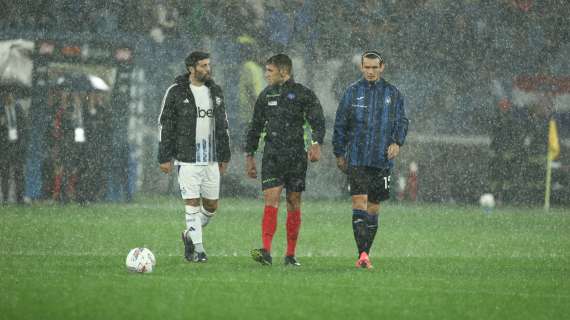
[358,77,385,88]
[175,73,216,89]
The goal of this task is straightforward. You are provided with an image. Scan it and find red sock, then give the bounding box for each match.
[286,209,301,257]
[262,206,278,252]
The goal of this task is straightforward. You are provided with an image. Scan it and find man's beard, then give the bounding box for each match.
[197,72,211,82]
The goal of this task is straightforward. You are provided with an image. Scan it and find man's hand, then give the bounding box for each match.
[307,143,321,162]
[336,156,347,173]
[387,143,400,160]
[159,161,172,174]
[245,155,257,179]
[219,161,229,175]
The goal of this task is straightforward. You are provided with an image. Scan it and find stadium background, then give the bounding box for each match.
[1,0,569,205]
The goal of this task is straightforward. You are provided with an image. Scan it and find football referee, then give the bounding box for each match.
[244,54,325,266]
[333,50,409,269]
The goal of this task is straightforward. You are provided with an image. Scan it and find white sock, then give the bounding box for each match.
[200,206,216,227]
[185,205,203,252]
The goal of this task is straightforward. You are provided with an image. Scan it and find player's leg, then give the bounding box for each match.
[252,156,284,265]
[349,166,373,268]
[200,163,221,228]
[282,157,307,266]
[261,185,282,251]
[366,168,391,255]
[349,167,370,255]
[178,165,204,262]
[284,191,302,265]
[366,201,380,254]
[201,198,217,227]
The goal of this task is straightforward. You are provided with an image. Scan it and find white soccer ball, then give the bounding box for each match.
[126,247,156,273]
[479,193,496,211]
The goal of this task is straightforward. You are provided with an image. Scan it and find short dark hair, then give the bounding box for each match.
[361,50,384,65]
[266,53,292,75]
[185,51,210,68]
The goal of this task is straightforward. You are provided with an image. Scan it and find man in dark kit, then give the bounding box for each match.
[245,53,325,267]
[333,50,409,269]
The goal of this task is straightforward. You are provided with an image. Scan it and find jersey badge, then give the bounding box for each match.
[287,93,296,100]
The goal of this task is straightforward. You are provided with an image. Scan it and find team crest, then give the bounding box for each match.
[215,96,222,106]
[385,96,391,105]
[287,92,296,100]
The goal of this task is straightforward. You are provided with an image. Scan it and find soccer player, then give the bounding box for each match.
[158,51,231,263]
[333,50,409,269]
[245,54,325,266]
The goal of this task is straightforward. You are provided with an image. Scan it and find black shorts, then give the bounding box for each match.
[348,166,391,203]
[261,152,307,192]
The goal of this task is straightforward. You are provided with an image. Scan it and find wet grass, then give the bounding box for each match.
[1,197,569,319]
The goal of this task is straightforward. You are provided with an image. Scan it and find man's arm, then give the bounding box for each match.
[215,86,231,163]
[244,92,266,155]
[244,91,266,179]
[332,88,352,158]
[304,89,326,145]
[304,89,326,162]
[157,84,177,171]
[391,91,409,147]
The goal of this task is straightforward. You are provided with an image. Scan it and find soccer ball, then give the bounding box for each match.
[479,193,496,212]
[125,247,156,273]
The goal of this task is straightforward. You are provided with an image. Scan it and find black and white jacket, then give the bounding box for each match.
[158,73,231,164]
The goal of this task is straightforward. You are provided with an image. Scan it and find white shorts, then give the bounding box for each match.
[176,163,220,200]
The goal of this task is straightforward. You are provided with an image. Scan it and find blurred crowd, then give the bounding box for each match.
[3,1,568,127]
[1,75,115,205]
[1,0,569,205]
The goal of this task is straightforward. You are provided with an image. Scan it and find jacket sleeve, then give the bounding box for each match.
[332,87,352,157]
[244,91,266,154]
[157,85,177,164]
[304,89,326,144]
[391,91,409,146]
[215,89,231,162]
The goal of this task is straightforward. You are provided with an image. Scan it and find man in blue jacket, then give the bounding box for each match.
[333,50,409,269]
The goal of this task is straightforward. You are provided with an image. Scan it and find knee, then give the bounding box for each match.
[286,200,301,211]
[352,196,367,210]
[264,192,281,208]
[202,200,218,213]
[286,194,301,211]
[184,198,200,207]
[367,202,380,214]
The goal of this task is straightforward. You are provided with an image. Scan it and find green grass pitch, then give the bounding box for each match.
[1,197,569,319]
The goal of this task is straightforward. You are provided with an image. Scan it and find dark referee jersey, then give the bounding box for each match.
[244,79,325,156]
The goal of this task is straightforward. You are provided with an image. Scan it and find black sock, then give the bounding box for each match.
[365,214,379,254]
[352,209,369,255]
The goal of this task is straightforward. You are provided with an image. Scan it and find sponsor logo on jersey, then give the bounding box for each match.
[197,107,214,118]
[215,96,222,106]
[268,100,278,106]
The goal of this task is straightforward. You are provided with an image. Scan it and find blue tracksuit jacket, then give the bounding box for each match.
[333,78,409,169]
